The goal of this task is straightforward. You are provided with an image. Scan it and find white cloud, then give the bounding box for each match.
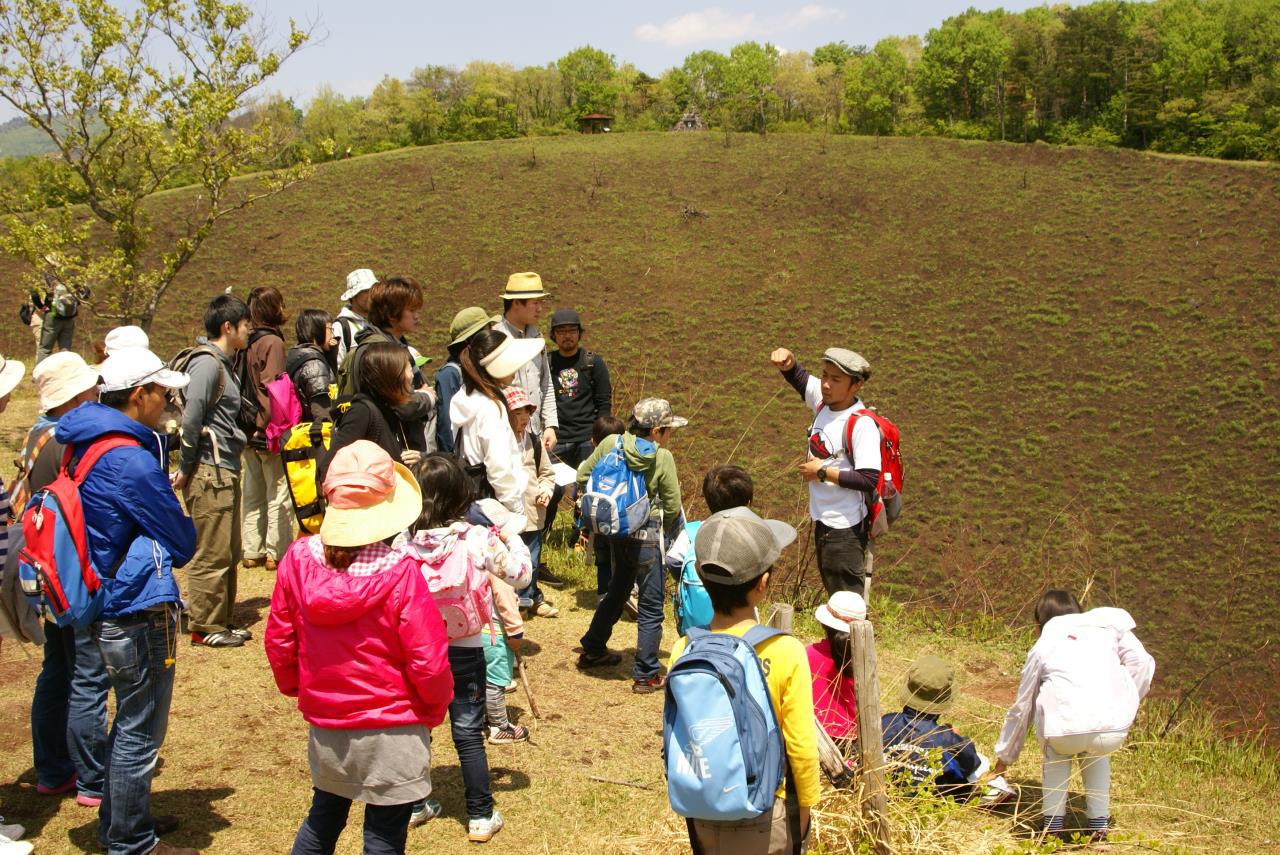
[635,5,844,48]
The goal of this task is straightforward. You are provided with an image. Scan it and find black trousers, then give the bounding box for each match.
[813,518,869,597]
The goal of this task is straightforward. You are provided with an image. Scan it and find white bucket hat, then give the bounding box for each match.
[0,355,26,399]
[341,268,378,302]
[815,590,867,632]
[479,333,545,379]
[99,347,190,393]
[32,352,101,412]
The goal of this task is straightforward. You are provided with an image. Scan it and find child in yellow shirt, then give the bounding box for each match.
[667,507,819,855]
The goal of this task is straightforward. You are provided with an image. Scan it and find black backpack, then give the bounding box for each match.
[232,329,282,436]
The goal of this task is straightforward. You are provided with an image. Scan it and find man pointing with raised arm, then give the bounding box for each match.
[771,346,881,597]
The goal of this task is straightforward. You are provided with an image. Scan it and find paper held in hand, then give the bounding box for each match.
[552,462,577,487]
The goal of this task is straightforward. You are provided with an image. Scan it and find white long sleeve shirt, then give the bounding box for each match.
[449,388,529,531]
[995,607,1156,765]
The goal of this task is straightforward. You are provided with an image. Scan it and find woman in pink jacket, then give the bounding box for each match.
[991,590,1155,844]
[266,440,453,855]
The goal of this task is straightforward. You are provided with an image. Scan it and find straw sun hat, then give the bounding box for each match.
[320,440,422,547]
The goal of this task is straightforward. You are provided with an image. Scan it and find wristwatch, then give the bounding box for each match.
[817,465,829,484]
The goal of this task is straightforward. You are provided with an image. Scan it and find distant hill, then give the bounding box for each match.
[0,115,57,158]
[2,132,1276,735]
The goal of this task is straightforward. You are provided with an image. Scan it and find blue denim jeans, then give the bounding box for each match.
[446,646,493,819]
[517,531,543,609]
[95,609,178,855]
[580,523,665,679]
[32,623,109,796]
[291,788,412,855]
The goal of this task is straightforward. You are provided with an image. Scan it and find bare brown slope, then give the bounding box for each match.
[3,132,1277,731]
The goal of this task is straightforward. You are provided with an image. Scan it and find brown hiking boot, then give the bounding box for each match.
[150,841,201,855]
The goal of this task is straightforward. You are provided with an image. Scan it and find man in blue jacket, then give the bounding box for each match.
[56,346,199,855]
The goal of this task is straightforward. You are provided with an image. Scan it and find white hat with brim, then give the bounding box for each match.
[103,325,150,356]
[33,352,101,412]
[341,268,378,302]
[98,347,190,393]
[480,334,545,379]
[320,461,422,547]
[0,356,26,399]
[815,590,868,633]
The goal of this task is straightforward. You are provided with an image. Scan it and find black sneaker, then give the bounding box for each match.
[190,630,244,648]
[228,625,252,641]
[576,650,622,670]
[538,565,566,589]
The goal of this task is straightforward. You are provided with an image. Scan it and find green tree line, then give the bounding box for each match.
[5,0,1278,182]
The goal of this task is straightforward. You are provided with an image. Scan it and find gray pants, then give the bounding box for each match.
[36,313,75,364]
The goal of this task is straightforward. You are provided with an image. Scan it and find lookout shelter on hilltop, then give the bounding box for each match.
[673,109,706,131]
[577,113,612,134]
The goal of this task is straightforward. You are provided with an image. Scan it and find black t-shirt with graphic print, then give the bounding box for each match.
[549,348,612,444]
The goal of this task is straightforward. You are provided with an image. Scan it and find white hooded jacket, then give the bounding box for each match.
[449,387,529,531]
[995,607,1155,765]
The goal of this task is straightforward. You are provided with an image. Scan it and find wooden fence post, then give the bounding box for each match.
[766,603,794,633]
[852,618,892,854]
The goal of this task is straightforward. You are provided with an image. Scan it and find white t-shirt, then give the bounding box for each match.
[803,377,881,528]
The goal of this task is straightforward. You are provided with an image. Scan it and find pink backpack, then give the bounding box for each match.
[419,529,493,640]
[264,371,304,453]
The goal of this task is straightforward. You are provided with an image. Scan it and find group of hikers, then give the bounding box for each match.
[0,268,1156,855]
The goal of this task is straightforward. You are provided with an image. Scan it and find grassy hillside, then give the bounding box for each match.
[0,116,57,158]
[1,132,1277,734]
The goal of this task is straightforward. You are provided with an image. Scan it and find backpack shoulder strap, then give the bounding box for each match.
[69,435,141,485]
[684,626,710,644]
[742,624,786,649]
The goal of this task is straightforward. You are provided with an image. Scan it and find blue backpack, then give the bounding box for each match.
[580,436,652,538]
[663,625,786,821]
[673,521,713,635]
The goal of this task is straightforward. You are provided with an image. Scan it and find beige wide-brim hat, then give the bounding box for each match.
[33,352,101,412]
[500,272,550,300]
[0,355,26,399]
[480,334,545,379]
[320,461,423,547]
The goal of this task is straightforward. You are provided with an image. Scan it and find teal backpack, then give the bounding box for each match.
[673,520,714,635]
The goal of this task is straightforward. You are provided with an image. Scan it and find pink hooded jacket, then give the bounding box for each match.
[265,537,453,730]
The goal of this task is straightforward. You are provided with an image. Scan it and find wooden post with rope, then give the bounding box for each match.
[852,617,892,854]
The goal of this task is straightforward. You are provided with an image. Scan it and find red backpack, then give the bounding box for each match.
[17,435,139,628]
[838,406,903,537]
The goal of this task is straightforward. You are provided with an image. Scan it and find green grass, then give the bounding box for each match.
[0,131,1277,737]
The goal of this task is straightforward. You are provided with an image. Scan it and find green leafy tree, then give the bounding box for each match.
[680,49,730,118]
[724,41,780,134]
[0,0,310,329]
[846,38,911,135]
[556,45,618,120]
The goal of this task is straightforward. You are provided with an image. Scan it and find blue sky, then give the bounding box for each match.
[256,1,1059,105]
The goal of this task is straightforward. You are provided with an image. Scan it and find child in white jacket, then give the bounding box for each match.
[991,590,1155,843]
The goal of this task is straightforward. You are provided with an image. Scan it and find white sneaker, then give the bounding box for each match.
[0,822,25,841]
[0,837,34,855]
[467,809,504,843]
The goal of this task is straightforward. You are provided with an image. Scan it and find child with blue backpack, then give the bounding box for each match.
[664,507,818,854]
[666,465,754,635]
